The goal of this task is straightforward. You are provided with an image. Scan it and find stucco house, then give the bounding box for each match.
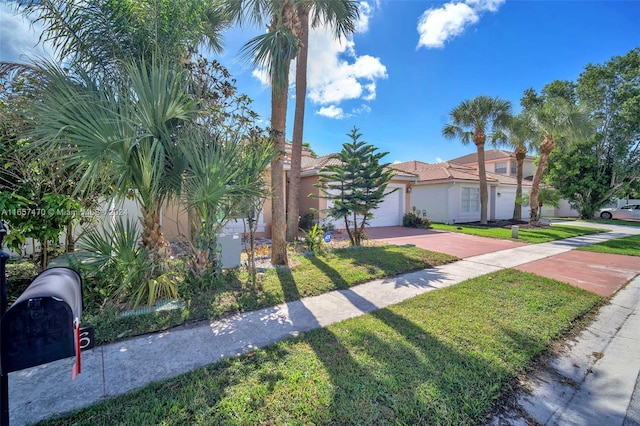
[392,149,535,224]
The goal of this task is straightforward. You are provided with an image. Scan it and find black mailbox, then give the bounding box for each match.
[0,267,83,375]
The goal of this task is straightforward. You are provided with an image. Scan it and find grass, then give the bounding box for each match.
[39,269,602,426]
[584,218,640,227]
[87,245,456,344]
[578,234,640,256]
[431,223,607,243]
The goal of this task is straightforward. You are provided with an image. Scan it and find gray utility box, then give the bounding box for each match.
[0,267,83,374]
[218,234,241,268]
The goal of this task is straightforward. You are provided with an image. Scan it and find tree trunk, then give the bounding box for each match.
[529,135,555,226]
[270,78,289,266]
[512,146,526,221]
[65,217,75,252]
[474,130,488,224]
[286,6,309,242]
[140,205,170,262]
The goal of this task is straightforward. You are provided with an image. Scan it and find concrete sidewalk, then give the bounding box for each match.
[8,222,640,425]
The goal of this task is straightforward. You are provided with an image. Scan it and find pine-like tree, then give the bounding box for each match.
[316,127,396,246]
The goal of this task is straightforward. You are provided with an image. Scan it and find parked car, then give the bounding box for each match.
[599,204,640,220]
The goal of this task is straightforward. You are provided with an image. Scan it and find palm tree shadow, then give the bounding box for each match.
[306,306,509,424]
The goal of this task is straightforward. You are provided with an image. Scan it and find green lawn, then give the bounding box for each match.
[39,269,602,426]
[90,245,456,344]
[578,234,640,256]
[431,223,607,243]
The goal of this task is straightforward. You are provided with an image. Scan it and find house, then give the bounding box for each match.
[160,142,416,240]
[298,155,417,229]
[393,153,533,224]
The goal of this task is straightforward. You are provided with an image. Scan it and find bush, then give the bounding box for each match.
[301,224,325,254]
[403,213,431,229]
[299,212,315,231]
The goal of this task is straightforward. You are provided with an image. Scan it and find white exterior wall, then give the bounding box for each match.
[410,184,450,223]
[495,187,531,220]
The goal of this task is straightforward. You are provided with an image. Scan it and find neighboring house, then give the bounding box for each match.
[298,154,417,228]
[392,158,532,224]
[449,149,537,179]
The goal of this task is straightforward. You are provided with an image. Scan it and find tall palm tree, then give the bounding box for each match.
[33,59,198,261]
[286,0,359,241]
[502,113,536,221]
[443,96,512,224]
[524,97,592,225]
[231,0,300,265]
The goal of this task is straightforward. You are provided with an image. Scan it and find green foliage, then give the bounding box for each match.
[402,213,431,229]
[546,139,613,219]
[298,212,315,231]
[315,127,396,246]
[301,224,324,253]
[574,48,640,201]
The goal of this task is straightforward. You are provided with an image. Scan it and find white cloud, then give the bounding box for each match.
[316,103,372,120]
[317,105,345,119]
[416,0,505,49]
[0,2,55,62]
[251,1,387,112]
[435,157,444,163]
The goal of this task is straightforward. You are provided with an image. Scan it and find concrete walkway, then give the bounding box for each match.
[8,221,640,425]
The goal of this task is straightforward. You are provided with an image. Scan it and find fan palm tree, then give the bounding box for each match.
[33,59,198,261]
[524,97,592,225]
[502,113,536,221]
[286,0,359,241]
[443,96,512,224]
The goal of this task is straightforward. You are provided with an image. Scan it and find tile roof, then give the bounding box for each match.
[449,149,535,164]
[391,160,531,186]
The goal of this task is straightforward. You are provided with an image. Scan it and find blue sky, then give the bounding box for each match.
[2,0,639,163]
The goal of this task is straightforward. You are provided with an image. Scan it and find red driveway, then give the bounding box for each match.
[516,251,640,297]
[362,226,639,297]
[363,226,527,258]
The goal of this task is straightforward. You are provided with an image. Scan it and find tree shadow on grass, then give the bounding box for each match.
[306,304,510,425]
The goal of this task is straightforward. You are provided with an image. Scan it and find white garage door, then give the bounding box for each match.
[326,184,404,228]
[368,184,404,227]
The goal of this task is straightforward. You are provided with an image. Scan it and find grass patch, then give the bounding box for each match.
[88,245,456,344]
[39,269,602,426]
[578,234,640,256]
[431,223,607,243]
[583,218,640,227]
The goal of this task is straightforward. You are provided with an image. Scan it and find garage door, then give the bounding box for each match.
[326,184,405,228]
[368,184,404,227]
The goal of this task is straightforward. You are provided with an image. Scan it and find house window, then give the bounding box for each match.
[462,187,480,212]
[495,162,507,174]
[510,160,517,176]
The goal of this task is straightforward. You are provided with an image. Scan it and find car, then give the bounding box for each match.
[599,204,640,220]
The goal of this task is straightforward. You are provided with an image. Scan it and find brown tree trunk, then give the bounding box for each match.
[65,217,75,252]
[270,77,290,266]
[529,135,555,226]
[140,205,169,262]
[512,146,527,221]
[286,6,309,242]
[474,130,488,224]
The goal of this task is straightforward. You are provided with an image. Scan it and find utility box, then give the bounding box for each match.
[218,234,241,268]
[0,267,83,374]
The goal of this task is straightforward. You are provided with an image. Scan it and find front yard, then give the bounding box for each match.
[38,269,602,425]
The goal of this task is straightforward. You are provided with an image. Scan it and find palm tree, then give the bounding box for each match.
[524,97,592,225]
[231,0,300,265]
[20,0,229,78]
[443,96,512,224]
[502,113,536,221]
[33,59,198,261]
[286,0,359,241]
